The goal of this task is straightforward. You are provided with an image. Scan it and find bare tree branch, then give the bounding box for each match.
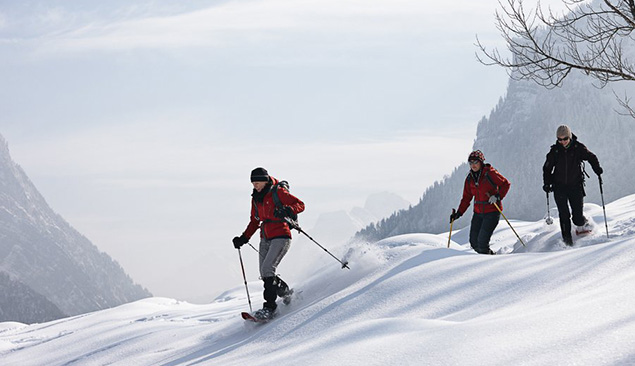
[476,0,635,90]
[614,89,635,117]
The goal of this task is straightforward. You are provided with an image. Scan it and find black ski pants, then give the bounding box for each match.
[553,184,586,240]
[469,211,500,254]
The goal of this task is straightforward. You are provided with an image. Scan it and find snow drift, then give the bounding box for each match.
[2,194,635,365]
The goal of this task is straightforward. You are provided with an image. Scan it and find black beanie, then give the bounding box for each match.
[250,167,269,182]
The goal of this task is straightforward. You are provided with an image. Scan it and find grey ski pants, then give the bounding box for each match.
[259,237,291,278]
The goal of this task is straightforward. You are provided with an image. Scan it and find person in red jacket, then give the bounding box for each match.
[450,150,511,255]
[232,167,305,319]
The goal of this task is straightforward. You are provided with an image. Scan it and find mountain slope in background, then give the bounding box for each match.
[1,194,634,365]
[311,191,410,244]
[0,271,65,323]
[358,71,635,241]
[0,134,151,320]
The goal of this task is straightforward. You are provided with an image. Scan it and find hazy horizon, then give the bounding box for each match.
[0,0,574,302]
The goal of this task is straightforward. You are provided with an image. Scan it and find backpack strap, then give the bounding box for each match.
[467,169,500,207]
[271,180,289,210]
[555,141,589,185]
[253,199,260,221]
[484,171,497,191]
[253,180,290,223]
[573,142,590,184]
[466,170,498,190]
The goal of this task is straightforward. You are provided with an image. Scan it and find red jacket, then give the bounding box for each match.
[242,177,305,240]
[458,164,510,215]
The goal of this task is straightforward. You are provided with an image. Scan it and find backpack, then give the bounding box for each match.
[271,180,289,211]
[253,180,290,222]
[466,169,498,191]
[465,167,501,207]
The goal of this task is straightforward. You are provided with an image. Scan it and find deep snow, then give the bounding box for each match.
[2,195,635,365]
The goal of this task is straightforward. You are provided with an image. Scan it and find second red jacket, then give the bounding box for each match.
[458,164,511,215]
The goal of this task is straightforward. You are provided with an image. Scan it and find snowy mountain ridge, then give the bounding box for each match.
[2,193,634,365]
[0,272,65,324]
[0,133,151,319]
[309,191,410,244]
[358,71,635,241]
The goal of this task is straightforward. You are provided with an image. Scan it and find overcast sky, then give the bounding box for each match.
[0,0,573,302]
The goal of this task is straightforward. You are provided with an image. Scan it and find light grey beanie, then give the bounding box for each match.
[556,125,572,138]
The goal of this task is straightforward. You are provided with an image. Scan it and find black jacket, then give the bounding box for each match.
[543,134,602,188]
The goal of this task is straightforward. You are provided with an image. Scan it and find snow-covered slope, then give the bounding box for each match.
[2,195,635,365]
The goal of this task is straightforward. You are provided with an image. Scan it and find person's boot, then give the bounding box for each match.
[575,219,593,235]
[262,277,278,313]
[253,277,278,321]
[253,305,275,320]
[475,247,492,255]
[275,276,294,305]
[275,276,292,297]
[563,235,573,246]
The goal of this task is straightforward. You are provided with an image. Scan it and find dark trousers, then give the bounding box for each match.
[553,185,586,240]
[262,276,290,311]
[469,211,500,254]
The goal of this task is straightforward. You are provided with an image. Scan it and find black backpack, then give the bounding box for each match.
[271,180,289,211]
[253,180,290,222]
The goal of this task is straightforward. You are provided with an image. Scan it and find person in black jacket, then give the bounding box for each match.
[542,125,603,245]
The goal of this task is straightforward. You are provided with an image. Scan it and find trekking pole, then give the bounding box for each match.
[545,192,553,225]
[448,209,456,248]
[492,202,526,247]
[247,242,264,259]
[284,218,350,270]
[599,176,609,239]
[237,248,253,313]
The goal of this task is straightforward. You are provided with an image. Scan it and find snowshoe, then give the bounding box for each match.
[575,222,593,236]
[282,288,294,305]
[241,307,275,323]
[254,307,275,320]
[241,312,268,323]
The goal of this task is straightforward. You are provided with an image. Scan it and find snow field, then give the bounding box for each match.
[1,195,635,365]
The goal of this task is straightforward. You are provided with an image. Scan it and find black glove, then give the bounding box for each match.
[594,166,603,176]
[232,235,248,249]
[542,184,552,193]
[450,211,462,223]
[274,206,297,221]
